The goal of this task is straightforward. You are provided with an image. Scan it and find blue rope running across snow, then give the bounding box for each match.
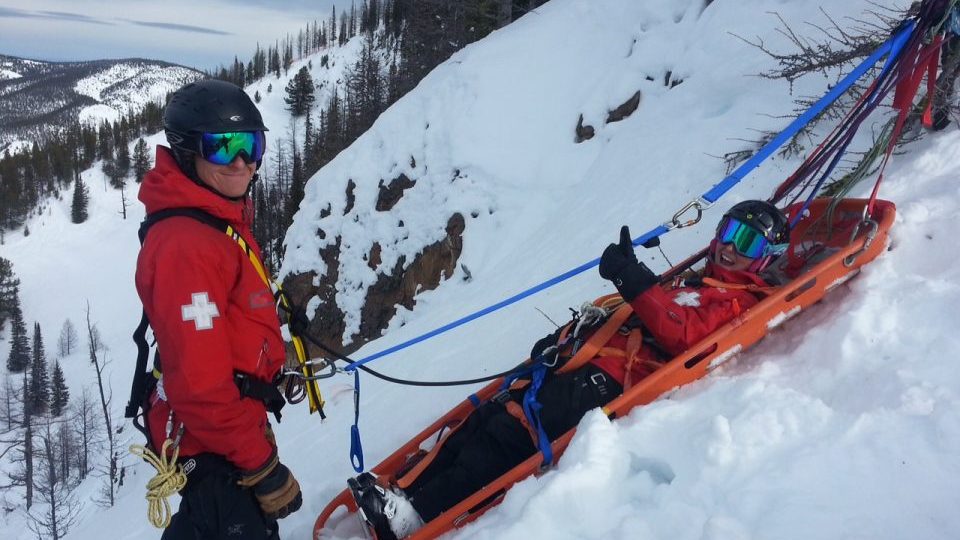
[344,20,916,372]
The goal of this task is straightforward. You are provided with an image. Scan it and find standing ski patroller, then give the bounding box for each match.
[128,80,302,539]
[346,201,790,540]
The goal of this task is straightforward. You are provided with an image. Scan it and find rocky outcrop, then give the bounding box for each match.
[376,174,417,211]
[606,90,642,124]
[344,180,357,215]
[575,113,595,143]
[282,213,466,356]
[282,238,348,356]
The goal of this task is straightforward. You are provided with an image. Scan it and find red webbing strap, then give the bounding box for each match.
[869,35,943,215]
[921,35,943,127]
[555,304,634,375]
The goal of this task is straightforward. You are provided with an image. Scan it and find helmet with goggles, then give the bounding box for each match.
[164,79,268,171]
[715,200,790,260]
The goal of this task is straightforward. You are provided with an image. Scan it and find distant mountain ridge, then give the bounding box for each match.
[0,54,203,152]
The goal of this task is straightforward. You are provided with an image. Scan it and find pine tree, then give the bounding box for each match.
[286,148,306,230]
[131,138,151,184]
[57,319,78,356]
[284,66,316,117]
[50,361,69,417]
[105,142,130,188]
[28,322,50,415]
[0,256,19,328]
[6,294,30,372]
[71,176,89,224]
[96,123,113,162]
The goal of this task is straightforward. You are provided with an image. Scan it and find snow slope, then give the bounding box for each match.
[3,0,959,539]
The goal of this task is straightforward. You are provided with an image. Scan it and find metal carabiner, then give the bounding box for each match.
[843,218,879,267]
[665,197,713,230]
[282,357,340,381]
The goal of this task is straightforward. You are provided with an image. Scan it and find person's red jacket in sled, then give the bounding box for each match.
[350,200,791,540]
[135,80,301,540]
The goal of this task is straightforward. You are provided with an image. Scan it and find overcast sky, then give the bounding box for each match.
[0,0,344,70]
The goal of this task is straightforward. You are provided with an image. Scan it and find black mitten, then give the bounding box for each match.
[599,226,659,301]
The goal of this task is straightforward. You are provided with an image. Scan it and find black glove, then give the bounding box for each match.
[238,451,303,520]
[599,225,659,301]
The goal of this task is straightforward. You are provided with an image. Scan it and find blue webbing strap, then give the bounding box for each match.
[521,365,553,468]
[343,22,915,373]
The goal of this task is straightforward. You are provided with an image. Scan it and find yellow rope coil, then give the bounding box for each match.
[129,439,187,529]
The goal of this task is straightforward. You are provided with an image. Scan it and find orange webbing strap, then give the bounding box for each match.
[504,401,540,446]
[699,277,779,297]
[622,328,644,391]
[555,304,634,375]
[394,421,464,490]
[593,293,627,311]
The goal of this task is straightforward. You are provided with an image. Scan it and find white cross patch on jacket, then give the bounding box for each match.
[673,291,701,307]
[182,292,220,330]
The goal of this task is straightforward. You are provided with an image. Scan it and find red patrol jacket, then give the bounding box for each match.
[590,263,768,386]
[135,147,283,471]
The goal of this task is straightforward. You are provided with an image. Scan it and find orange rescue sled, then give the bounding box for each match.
[314,198,895,539]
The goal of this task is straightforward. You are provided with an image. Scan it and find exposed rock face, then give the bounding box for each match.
[606,90,642,124]
[282,238,348,356]
[376,174,417,211]
[575,89,642,143]
[575,113,595,143]
[282,213,466,357]
[344,180,357,215]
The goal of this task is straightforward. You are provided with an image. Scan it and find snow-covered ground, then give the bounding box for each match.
[3,0,960,539]
[74,61,199,127]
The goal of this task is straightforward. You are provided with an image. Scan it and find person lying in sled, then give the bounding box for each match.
[351,200,790,540]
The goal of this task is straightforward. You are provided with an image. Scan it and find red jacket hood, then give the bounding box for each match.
[139,146,253,227]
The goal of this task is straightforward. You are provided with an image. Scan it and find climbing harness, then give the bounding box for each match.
[127,207,329,524]
[126,207,326,423]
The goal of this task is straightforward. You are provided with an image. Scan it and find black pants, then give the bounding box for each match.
[162,455,279,540]
[405,365,621,522]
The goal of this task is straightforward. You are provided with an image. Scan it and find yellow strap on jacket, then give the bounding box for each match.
[225,224,324,415]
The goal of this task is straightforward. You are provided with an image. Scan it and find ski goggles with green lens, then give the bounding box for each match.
[716,216,786,259]
[199,131,266,165]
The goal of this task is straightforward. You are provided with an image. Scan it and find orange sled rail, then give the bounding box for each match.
[314,198,896,540]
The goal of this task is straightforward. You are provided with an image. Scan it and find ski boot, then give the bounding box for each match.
[348,473,423,540]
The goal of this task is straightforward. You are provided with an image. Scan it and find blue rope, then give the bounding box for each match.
[343,22,915,372]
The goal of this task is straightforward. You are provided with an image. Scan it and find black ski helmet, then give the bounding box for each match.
[163,79,268,178]
[719,200,790,245]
